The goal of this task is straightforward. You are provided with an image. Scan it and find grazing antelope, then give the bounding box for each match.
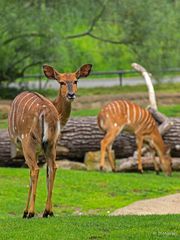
[97,100,172,176]
[8,63,92,218]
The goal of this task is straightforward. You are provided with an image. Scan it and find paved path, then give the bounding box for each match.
[111,193,180,215]
[9,76,180,89]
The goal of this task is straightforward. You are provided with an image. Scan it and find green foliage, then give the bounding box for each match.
[0,0,179,83]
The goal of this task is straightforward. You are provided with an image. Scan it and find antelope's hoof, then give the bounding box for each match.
[99,166,103,171]
[23,211,28,219]
[27,212,35,219]
[112,168,116,173]
[43,210,54,218]
[138,169,144,174]
[156,171,160,175]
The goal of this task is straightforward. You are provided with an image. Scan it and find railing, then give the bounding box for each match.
[17,68,180,89]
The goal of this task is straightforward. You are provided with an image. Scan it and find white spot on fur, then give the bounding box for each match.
[106,113,109,118]
[21,134,24,139]
[114,123,117,127]
[43,105,46,108]
[37,103,39,106]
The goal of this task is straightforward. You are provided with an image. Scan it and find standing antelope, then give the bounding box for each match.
[8,63,92,218]
[97,100,172,176]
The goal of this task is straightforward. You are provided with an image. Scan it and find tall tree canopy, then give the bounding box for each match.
[0,0,179,83]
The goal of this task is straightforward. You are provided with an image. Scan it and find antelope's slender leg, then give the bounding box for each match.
[107,145,116,172]
[23,170,32,218]
[100,127,121,171]
[43,144,57,218]
[22,141,39,218]
[136,136,144,173]
[152,151,160,175]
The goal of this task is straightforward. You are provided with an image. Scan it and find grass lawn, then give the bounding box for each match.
[1,215,180,240]
[0,168,180,239]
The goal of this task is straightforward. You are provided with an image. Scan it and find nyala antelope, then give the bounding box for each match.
[8,64,92,218]
[97,100,172,176]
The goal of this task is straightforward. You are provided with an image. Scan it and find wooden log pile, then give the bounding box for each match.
[0,115,180,167]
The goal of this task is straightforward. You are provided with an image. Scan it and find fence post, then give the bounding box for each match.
[118,73,123,86]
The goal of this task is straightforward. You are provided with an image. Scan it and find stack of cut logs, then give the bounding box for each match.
[0,114,180,169]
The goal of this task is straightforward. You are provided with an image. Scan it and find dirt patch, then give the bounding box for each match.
[111,193,180,215]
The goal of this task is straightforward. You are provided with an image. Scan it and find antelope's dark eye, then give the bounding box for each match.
[74,81,78,84]
[60,82,66,86]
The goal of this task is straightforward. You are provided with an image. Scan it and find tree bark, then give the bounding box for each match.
[0,116,180,167]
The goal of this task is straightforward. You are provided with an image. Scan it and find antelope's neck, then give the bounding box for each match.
[52,95,71,128]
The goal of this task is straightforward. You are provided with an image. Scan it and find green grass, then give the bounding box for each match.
[1,168,180,219]
[0,119,8,129]
[1,215,180,240]
[1,168,180,239]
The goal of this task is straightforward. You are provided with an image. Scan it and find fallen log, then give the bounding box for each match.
[0,115,180,167]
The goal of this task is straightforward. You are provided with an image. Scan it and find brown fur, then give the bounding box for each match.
[97,100,172,176]
[8,64,92,218]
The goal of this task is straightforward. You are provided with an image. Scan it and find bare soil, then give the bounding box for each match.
[111,193,180,215]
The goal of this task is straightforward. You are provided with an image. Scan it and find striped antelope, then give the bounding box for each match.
[97,100,172,176]
[8,64,92,218]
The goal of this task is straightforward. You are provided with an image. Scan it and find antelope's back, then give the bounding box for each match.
[8,91,60,144]
[98,100,156,134]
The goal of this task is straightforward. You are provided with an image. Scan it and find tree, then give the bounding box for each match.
[0,1,57,84]
[0,0,179,84]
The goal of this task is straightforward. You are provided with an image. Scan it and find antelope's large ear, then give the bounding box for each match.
[76,64,92,79]
[43,64,59,80]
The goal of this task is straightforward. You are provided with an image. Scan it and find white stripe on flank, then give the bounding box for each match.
[114,101,121,113]
[146,114,153,129]
[108,104,113,114]
[132,105,136,123]
[15,93,31,124]
[27,97,38,111]
[21,95,37,120]
[111,102,117,114]
[135,109,144,134]
[137,107,142,123]
[11,94,25,134]
[124,101,130,124]
[139,111,149,132]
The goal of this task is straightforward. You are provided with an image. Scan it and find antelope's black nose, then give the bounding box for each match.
[67,92,75,99]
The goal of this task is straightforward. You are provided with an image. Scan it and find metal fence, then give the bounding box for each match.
[17,68,180,89]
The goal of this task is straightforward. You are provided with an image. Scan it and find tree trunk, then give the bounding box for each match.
[0,116,180,167]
